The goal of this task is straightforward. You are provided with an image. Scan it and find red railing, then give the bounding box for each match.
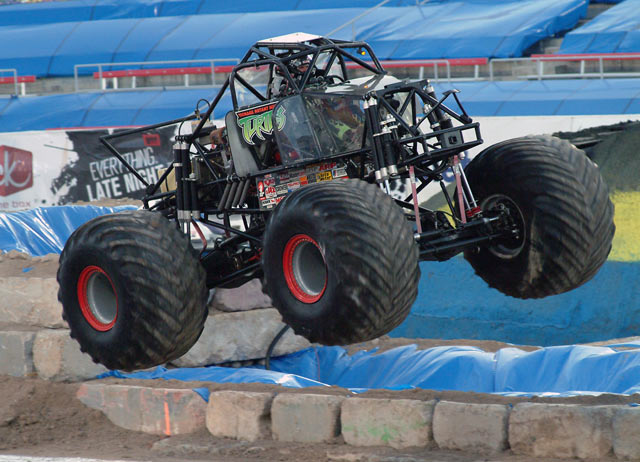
[0,75,35,84]
[91,58,488,80]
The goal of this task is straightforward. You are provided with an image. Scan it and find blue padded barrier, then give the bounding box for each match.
[389,259,639,347]
[102,343,640,400]
[559,0,640,54]
[0,0,587,77]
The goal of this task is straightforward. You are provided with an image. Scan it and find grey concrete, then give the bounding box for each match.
[433,401,509,453]
[509,403,616,459]
[0,330,35,376]
[341,398,435,449]
[0,277,66,328]
[613,407,640,460]
[211,279,272,312]
[32,329,107,381]
[77,383,207,436]
[207,391,274,441]
[172,308,309,367]
[271,393,344,443]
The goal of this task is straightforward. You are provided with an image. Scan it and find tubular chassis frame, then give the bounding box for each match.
[99,37,518,288]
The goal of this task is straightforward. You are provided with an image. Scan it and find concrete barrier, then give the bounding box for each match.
[271,393,345,443]
[33,329,106,381]
[75,384,640,460]
[433,401,509,453]
[509,403,616,459]
[341,398,435,449]
[77,383,206,436]
[0,330,35,376]
[172,308,310,367]
[207,391,274,441]
[0,276,65,328]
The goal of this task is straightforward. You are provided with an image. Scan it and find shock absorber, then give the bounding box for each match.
[364,95,389,187]
[173,140,187,232]
[424,83,453,131]
[381,113,399,176]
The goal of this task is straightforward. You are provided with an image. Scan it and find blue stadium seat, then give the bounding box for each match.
[0,0,587,78]
[560,0,640,54]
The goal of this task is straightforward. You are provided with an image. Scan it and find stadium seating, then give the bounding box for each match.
[1,77,639,132]
[0,0,587,77]
[559,0,640,54]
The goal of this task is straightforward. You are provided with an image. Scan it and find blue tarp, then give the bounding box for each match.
[0,0,587,77]
[559,0,640,54]
[3,77,640,132]
[102,343,640,400]
[0,205,136,256]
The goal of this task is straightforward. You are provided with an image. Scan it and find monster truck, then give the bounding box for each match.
[57,33,614,371]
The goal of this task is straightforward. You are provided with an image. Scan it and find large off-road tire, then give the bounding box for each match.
[462,135,614,299]
[57,210,208,371]
[262,179,420,345]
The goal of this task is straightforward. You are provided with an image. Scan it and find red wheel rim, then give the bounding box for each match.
[282,234,327,304]
[77,265,118,331]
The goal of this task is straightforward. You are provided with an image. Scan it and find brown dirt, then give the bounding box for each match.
[0,375,160,458]
[0,251,59,278]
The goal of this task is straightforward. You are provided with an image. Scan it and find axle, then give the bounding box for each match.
[416,213,520,261]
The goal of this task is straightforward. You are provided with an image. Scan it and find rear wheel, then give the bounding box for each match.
[262,179,420,345]
[462,135,614,299]
[57,210,208,371]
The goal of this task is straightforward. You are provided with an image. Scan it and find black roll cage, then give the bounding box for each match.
[99,36,492,287]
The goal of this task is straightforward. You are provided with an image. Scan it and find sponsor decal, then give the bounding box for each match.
[236,103,286,145]
[0,145,33,196]
[265,186,277,198]
[256,161,348,209]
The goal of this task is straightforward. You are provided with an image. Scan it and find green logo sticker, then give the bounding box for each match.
[236,103,286,145]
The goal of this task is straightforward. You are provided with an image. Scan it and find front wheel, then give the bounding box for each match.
[57,210,208,371]
[262,180,420,345]
[462,135,615,299]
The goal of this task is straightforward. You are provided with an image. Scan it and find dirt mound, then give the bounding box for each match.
[0,376,160,457]
[554,120,640,192]
[0,251,59,278]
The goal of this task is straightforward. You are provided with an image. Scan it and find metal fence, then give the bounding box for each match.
[73,58,240,92]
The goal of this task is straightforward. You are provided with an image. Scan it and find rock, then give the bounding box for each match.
[0,277,66,328]
[210,278,272,312]
[172,308,309,367]
[271,393,344,443]
[0,330,35,376]
[206,391,274,441]
[613,406,640,460]
[77,383,207,436]
[432,401,509,453]
[509,403,616,459]
[341,398,435,449]
[33,329,106,381]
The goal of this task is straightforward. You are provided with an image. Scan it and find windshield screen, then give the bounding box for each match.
[273,94,366,165]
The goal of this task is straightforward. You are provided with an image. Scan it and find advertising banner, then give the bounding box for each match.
[0,126,179,211]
